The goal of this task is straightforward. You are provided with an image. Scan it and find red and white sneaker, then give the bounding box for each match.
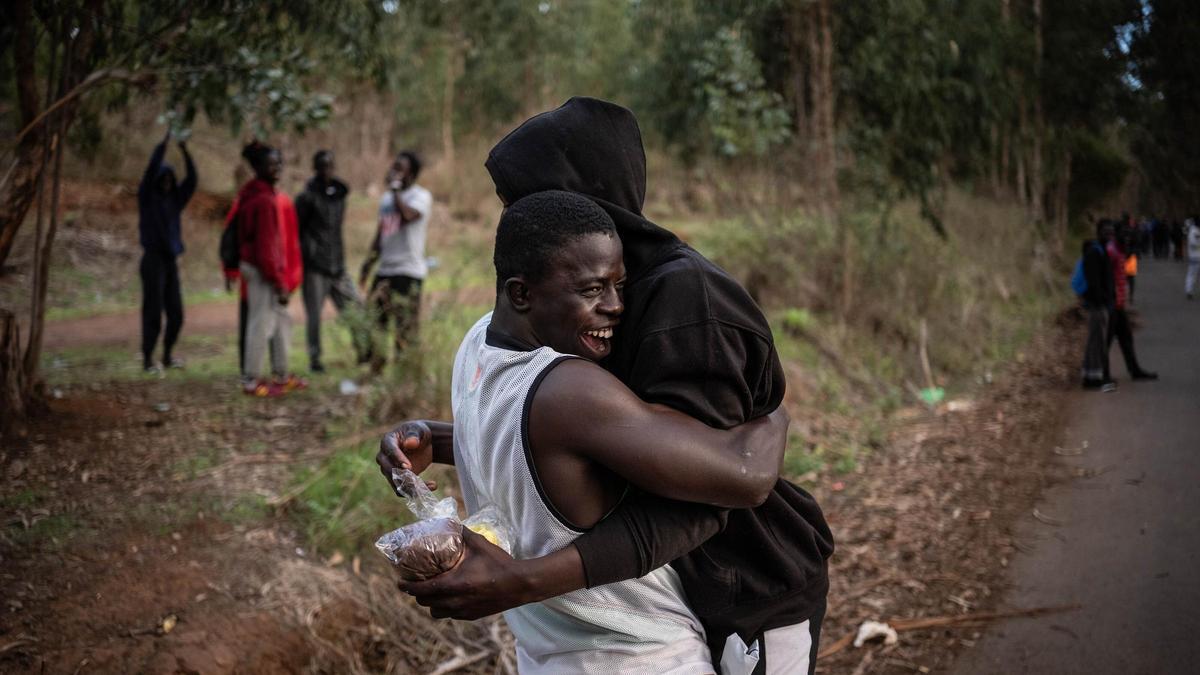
[243,379,287,398]
[277,374,308,391]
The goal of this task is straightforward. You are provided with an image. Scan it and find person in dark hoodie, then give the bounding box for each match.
[378,98,834,674]
[295,150,364,373]
[137,130,196,372]
[1081,220,1115,391]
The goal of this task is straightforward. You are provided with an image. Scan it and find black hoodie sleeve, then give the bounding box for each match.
[178,145,197,207]
[574,490,727,586]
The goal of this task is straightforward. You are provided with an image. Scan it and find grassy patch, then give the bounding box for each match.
[287,443,423,557]
[5,513,84,549]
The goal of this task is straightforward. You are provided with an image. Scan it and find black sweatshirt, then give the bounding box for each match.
[485,97,835,645]
[1081,239,1113,308]
[294,177,350,277]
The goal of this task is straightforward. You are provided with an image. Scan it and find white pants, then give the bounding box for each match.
[719,620,813,675]
[241,262,290,379]
[1187,259,1200,295]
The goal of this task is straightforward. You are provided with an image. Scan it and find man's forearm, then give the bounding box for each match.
[511,543,588,604]
[572,490,727,587]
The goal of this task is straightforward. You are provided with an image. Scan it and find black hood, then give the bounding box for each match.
[156,163,177,189]
[485,96,682,278]
[305,176,348,201]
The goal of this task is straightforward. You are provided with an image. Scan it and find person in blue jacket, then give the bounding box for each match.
[137,130,196,372]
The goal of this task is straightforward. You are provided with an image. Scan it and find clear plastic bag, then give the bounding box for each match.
[376,468,512,580]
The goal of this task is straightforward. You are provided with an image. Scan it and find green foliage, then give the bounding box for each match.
[1066,130,1130,226]
[1130,0,1200,209]
[15,0,387,145]
[689,24,791,157]
[838,0,1003,233]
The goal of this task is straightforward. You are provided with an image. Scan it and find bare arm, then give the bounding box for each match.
[393,187,423,223]
[532,359,788,509]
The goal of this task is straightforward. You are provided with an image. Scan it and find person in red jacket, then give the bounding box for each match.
[235,141,306,396]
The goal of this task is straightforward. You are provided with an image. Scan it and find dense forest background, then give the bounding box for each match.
[3,4,1200,672]
[2,0,1199,424]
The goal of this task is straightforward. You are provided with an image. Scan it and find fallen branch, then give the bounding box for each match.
[428,648,490,675]
[1032,508,1065,526]
[818,604,1081,659]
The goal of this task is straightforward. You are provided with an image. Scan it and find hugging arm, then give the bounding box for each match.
[532,359,788,509]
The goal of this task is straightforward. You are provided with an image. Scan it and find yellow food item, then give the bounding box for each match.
[468,523,501,547]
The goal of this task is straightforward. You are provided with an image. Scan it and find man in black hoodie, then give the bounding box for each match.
[1080,219,1115,391]
[138,130,196,373]
[295,150,363,372]
[381,98,834,674]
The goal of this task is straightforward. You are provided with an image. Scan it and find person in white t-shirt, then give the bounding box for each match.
[1185,218,1200,299]
[360,151,433,372]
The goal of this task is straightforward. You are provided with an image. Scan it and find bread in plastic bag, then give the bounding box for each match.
[376,468,513,580]
[376,517,466,581]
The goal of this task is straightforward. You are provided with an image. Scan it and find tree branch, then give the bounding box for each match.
[15,68,154,145]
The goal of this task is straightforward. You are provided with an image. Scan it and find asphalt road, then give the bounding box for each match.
[950,258,1200,674]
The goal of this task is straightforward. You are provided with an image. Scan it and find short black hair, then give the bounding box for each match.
[241,140,275,168]
[313,149,334,169]
[494,190,616,291]
[395,150,422,180]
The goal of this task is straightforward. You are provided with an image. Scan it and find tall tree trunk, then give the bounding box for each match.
[1029,0,1045,227]
[1016,93,1029,207]
[24,14,74,386]
[0,309,27,438]
[999,127,1010,196]
[806,0,849,313]
[0,0,46,271]
[1054,150,1071,246]
[440,28,462,198]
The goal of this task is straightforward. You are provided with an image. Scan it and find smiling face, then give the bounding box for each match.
[524,232,625,361]
[254,150,283,185]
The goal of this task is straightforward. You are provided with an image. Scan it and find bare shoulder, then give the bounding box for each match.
[534,358,635,414]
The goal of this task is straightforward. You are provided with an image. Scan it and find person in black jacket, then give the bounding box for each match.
[1081,220,1115,391]
[294,150,364,372]
[137,130,196,373]
[379,98,834,674]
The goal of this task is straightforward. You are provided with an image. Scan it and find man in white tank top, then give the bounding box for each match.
[378,191,789,673]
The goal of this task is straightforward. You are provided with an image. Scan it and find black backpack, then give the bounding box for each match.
[219,212,240,272]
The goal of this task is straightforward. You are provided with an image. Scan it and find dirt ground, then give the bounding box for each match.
[0,302,1084,674]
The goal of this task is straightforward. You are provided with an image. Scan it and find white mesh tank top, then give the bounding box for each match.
[450,313,713,674]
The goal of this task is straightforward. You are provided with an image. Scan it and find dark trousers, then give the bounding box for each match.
[1107,307,1144,376]
[140,252,183,365]
[302,269,364,365]
[1081,304,1109,384]
[1127,275,1136,305]
[369,274,422,371]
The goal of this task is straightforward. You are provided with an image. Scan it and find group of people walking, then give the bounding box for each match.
[1078,217,1159,391]
[137,131,432,397]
